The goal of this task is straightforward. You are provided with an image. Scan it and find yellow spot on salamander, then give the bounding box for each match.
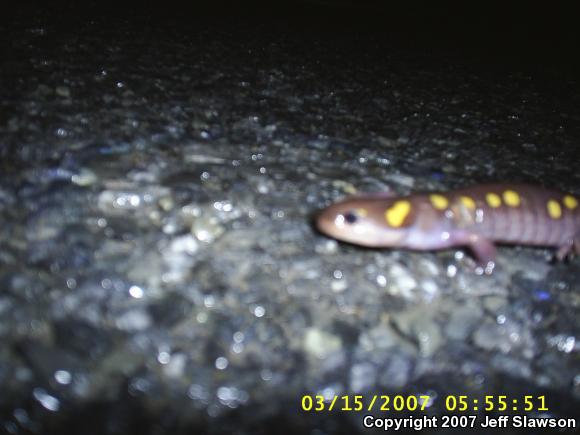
[430,194,449,210]
[356,208,368,217]
[563,195,578,210]
[547,199,562,219]
[385,200,411,227]
[485,193,502,208]
[502,190,521,207]
[459,195,476,210]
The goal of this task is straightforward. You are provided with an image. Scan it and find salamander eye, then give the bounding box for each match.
[344,211,358,224]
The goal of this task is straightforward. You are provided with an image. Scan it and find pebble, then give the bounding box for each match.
[303,328,342,360]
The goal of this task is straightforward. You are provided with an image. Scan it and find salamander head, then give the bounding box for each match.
[316,196,413,247]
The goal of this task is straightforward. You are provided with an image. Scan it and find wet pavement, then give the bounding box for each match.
[1,3,579,434]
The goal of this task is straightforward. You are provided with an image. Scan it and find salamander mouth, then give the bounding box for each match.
[314,209,339,237]
[315,209,374,246]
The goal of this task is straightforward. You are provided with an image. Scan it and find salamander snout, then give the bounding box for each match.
[316,204,358,238]
[316,199,408,248]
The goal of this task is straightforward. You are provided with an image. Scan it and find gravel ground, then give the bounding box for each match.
[1,3,579,434]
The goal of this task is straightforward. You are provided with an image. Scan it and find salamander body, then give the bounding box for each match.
[316,183,580,272]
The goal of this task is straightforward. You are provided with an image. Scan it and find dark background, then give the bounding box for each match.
[6,0,580,61]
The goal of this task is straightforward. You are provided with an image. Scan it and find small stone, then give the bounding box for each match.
[71,168,97,186]
[304,328,342,359]
[55,86,71,98]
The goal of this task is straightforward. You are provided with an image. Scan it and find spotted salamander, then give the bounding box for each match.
[316,184,580,272]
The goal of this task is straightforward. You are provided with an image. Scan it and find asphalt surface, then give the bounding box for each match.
[1,3,579,434]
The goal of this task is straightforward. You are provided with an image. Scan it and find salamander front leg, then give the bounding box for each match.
[556,232,580,261]
[451,231,497,275]
[467,237,497,275]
